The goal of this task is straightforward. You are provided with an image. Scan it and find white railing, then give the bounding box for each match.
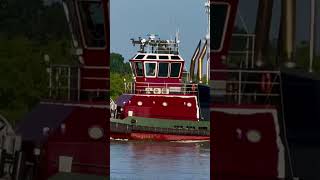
[124,82,199,95]
[227,33,256,69]
[210,69,281,105]
[47,64,80,101]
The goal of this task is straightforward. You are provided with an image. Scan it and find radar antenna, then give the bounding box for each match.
[131,34,180,54]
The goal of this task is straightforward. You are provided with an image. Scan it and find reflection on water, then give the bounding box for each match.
[110,140,210,180]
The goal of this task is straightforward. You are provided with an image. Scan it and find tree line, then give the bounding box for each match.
[0,0,131,123]
[0,0,71,124]
[110,53,132,100]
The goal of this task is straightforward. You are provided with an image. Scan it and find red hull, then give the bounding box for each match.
[211,107,285,179]
[111,132,209,141]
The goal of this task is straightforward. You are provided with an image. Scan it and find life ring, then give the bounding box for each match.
[261,73,272,93]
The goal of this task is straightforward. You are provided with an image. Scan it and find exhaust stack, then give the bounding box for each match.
[197,40,208,83]
[254,0,274,67]
[189,40,201,82]
[280,0,296,68]
[309,0,316,72]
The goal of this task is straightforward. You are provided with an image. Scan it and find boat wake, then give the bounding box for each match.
[171,140,210,143]
[110,137,129,141]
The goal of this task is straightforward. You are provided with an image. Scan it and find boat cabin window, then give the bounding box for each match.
[146,55,157,59]
[134,62,144,76]
[211,3,230,51]
[159,56,169,60]
[78,1,106,48]
[135,55,145,59]
[171,56,180,60]
[170,63,181,77]
[158,62,169,77]
[145,62,157,77]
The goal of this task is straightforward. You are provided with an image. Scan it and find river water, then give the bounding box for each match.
[110,140,210,180]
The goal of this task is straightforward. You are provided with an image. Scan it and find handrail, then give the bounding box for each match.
[124,81,200,95]
[211,69,280,74]
[210,32,282,105]
[135,82,187,85]
[46,64,80,101]
[210,69,281,105]
[226,33,256,69]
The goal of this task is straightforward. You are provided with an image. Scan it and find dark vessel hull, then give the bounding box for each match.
[110,117,210,141]
[281,70,320,179]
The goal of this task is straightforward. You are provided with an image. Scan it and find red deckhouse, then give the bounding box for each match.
[117,34,202,121]
[130,52,184,92]
[130,34,184,90]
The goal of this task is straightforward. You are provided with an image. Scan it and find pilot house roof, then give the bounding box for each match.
[131,53,184,61]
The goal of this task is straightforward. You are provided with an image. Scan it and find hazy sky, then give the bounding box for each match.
[110,0,208,65]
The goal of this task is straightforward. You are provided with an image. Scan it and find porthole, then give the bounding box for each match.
[246,130,261,143]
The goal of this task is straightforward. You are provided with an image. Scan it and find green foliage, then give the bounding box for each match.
[0,1,72,123]
[0,0,68,41]
[110,53,131,74]
[110,72,132,100]
[110,53,132,100]
[0,36,44,122]
[295,42,320,72]
[0,36,72,123]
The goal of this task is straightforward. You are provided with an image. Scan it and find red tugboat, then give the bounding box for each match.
[209,0,305,179]
[110,34,210,141]
[11,0,110,179]
[210,0,288,179]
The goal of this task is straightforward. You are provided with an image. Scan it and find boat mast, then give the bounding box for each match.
[254,0,274,68]
[309,0,316,72]
[205,0,210,84]
[281,0,296,68]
